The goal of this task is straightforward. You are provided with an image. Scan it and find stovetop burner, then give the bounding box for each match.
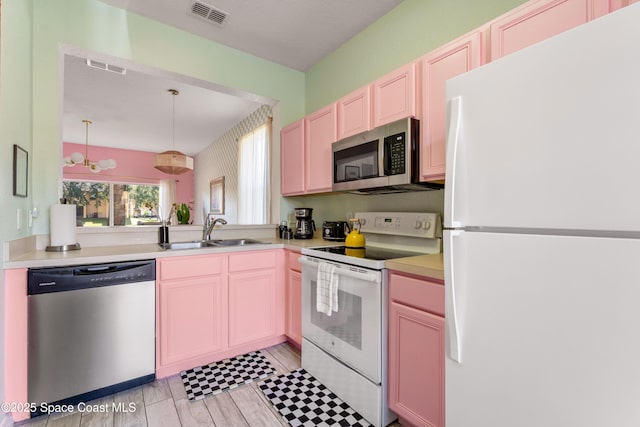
[310,245,423,261]
[301,212,442,270]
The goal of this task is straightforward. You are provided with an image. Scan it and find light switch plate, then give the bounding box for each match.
[17,208,23,230]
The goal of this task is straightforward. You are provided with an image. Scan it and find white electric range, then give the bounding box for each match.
[299,212,441,427]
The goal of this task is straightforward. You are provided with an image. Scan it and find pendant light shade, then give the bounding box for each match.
[64,120,117,173]
[155,150,194,175]
[154,89,194,175]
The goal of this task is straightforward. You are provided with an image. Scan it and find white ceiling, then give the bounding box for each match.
[98,0,403,71]
[63,0,403,156]
[62,53,267,156]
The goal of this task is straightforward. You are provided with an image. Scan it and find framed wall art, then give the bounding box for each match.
[209,176,225,214]
[13,144,28,197]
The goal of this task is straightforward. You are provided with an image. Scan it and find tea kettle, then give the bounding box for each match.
[345,218,365,248]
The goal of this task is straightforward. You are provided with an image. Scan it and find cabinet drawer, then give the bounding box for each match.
[158,255,223,281]
[389,272,444,316]
[229,250,277,272]
[288,251,302,272]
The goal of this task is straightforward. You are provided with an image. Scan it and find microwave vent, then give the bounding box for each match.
[348,183,444,195]
[189,1,230,26]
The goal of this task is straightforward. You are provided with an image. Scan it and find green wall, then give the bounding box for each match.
[305,0,528,113]
[29,0,305,235]
[0,0,34,407]
[0,0,33,242]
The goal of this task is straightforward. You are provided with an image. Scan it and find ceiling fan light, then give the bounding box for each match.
[70,152,85,164]
[97,159,111,169]
[154,150,194,175]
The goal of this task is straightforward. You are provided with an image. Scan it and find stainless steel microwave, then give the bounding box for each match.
[332,117,442,194]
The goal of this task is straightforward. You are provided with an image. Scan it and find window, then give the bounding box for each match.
[62,180,160,226]
[237,122,270,224]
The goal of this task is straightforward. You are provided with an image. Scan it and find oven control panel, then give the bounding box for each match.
[355,212,441,239]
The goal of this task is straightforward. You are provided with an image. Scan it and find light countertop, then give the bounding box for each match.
[385,253,444,280]
[3,237,334,269]
[5,237,443,280]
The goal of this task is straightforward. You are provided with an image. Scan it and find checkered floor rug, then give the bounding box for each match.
[258,368,372,427]
[181,350,275,401]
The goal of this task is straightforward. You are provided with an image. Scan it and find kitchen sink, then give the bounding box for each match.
[159,241,209,250]
[208,238,268,246]
[160,238,269,250]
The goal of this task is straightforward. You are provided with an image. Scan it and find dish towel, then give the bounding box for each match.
[316,262,339,316]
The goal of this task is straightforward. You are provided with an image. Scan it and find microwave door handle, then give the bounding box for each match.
[378,138,386,176]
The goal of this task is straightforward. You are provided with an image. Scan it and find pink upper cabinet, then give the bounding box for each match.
[337,86,372,140]
[304,103,337,194]
[281,119,306,196]
[372,63,418,127]
[490,0,610,60]
[420,30,484,182]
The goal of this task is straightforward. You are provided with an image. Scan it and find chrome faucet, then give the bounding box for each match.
[203,215,227,240]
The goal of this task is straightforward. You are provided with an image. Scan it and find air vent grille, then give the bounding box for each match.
[86,59,126,75]
[189,1,229,26]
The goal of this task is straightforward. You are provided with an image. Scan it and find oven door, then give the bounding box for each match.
[300,256,383,383]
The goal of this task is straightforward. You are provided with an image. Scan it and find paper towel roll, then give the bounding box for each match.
[50,205,78,247]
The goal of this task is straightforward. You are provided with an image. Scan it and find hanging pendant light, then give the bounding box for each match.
[154,89,194,175]
[64,120,117,173]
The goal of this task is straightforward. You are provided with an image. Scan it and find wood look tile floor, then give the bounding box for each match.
[17,343,404,427]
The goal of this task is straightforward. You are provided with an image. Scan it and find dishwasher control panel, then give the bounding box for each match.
[28,260,156,295]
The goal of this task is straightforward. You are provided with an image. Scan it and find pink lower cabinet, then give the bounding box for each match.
[285,250,302,347]
[157,254,228,377]
[228,250,285,348]
[388,271,445,427]
[4,268,29,422]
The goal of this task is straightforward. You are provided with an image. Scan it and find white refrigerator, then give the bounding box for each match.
[444,4,640,427]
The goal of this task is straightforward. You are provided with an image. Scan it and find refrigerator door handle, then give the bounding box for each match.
[444,96,463,228]
[444,229,462,363]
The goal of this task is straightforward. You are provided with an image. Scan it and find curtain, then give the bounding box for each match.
[159,179,177,224]
[238,119,271,224]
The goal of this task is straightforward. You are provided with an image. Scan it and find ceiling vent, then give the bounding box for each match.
[86,59,126,75]
[189,1,230,26]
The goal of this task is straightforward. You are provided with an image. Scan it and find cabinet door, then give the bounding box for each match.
[388,301,445,427]
[159,276,226,366]
[281,119,305,195]
[286,269,302,347]
[420,30,483,182]
[337,86,372,140]
[305,104,337,194]
[373,63,417,127]
[228,269,278,347]
[490,0,609,60]
[4,269,29,422]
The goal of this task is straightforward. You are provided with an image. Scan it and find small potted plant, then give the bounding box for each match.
[173,202,192,225]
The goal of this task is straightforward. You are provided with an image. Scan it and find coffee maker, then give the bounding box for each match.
[293,208,315,239]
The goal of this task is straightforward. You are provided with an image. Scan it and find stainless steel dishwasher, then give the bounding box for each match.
[27,260,156,412]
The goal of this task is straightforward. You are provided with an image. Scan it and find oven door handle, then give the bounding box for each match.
[299,257,381,283]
